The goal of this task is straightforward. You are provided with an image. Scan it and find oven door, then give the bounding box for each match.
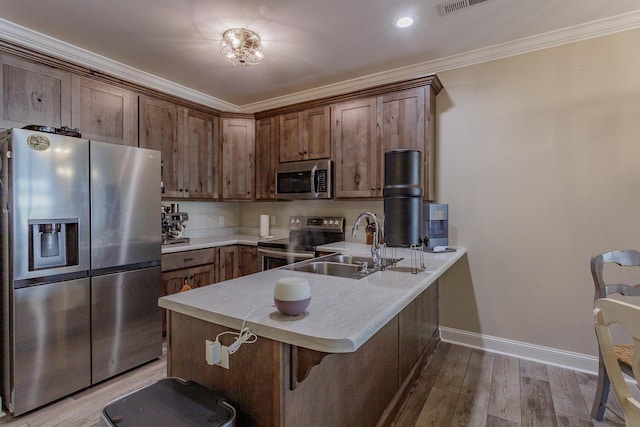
[257,248,315,271]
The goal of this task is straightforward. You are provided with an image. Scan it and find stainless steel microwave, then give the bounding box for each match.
[275,160,333,200]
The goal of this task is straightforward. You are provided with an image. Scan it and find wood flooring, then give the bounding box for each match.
[0,342,628,427]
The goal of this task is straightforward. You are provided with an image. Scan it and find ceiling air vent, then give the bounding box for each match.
[437,0,495,16]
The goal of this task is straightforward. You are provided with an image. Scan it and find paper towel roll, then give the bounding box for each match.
[260,215,270,237]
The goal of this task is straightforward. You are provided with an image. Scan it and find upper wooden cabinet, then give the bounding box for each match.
[0,54,71,130]
[332,85,438,200]
[332,98,379,198]
[182,109,219,200]
[279,106,330,162]
[139,96,182,197]
[71,76,138,146]
[221,117,255,200]
[255,116,278,200]
[139,96,219,200]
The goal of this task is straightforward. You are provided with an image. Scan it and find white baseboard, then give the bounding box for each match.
[439,327,599,375]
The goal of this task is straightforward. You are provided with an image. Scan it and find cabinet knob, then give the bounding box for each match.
[371,187,375,191]
[179,188,183,192]
[184,257,194,263]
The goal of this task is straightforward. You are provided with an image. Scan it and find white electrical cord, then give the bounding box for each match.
[215,305,272,355]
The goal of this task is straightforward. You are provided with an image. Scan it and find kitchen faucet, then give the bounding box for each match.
[352,212,383,269]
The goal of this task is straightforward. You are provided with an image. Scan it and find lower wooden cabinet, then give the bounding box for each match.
[161,248,219,333]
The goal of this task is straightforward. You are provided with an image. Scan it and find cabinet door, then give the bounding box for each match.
[188,263,218,288]
[183,109,219,199]
[161,269,187,333]
[1,54,71,129]
[379,87,425,197]
[305,106,330,160]
[237,246,259,277]
[221,118,255,200]
[279,112,304,162]
[162,269,187,295]
[256,116,278,200]
[71,76,138,146]
[139,96,182,198]
[218,246,238,282]
[332,98,379,198]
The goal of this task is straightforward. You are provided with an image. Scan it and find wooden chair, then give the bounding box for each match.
[591,250,640,420]
[594,298,640,426]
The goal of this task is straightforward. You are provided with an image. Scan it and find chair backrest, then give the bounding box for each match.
[594,298,640,425]
[592,250,640,301]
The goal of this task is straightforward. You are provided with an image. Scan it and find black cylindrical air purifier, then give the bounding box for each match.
[383,149,423,247]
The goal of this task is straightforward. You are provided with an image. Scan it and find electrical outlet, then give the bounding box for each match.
[219,216,224,226]
[270,215,275,226]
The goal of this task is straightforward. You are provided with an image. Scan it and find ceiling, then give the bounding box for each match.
[1,0,640,111]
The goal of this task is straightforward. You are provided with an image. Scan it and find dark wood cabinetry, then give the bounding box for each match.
[332,98,379,198]
[71,76,138,146]
[139,96,181,197]
[255,116,278,200]
[0,54,71,129]
[238,245,259,276]
[161,248,219,332]
[279,106,330,162]
[332,85,439,200]
[221,118,255,200]
[181,109,219,199]
[140,96,219,200]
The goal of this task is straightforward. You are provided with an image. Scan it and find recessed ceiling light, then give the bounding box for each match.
[396,16,414,28]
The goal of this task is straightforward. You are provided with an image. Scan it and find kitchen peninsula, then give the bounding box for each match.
[158,244,466,426]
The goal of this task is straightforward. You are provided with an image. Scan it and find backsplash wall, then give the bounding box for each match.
[165,199,385,242]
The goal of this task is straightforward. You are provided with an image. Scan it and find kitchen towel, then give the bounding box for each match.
[260,215,270,237]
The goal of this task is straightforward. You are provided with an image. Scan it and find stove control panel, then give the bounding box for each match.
[289,216,345,232]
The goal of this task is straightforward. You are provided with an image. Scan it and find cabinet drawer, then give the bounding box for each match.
[162,248,215,272]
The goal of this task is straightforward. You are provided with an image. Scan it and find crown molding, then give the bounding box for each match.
[0,18,239,112]
[241,9,640,113]
[1,10,640,114]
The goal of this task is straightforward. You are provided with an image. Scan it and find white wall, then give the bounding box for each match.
[437,28,640,357]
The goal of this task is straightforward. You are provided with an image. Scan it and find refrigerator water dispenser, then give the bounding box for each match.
[28,219,79,270]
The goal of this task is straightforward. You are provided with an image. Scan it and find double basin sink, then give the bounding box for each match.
[283,253,403,280]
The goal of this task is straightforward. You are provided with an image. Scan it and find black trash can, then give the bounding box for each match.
[101,377,236,427]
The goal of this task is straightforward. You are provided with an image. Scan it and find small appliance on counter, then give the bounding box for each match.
[162,204,190,245]
[423,203,449,250]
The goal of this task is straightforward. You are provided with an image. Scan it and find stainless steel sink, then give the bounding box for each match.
[321,254,403,266]
[283,253,404,279]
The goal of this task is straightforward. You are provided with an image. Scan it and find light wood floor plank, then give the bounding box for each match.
[433,344,472,395]
[414,387,458,427]
[488,354,521,423]
[450,349,494,427]
[547,365,592,422]
[520,376,557,426]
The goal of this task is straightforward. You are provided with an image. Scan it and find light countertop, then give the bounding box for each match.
[158,243,466,353]
[161,234,276,254]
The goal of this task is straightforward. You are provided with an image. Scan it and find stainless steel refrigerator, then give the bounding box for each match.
[0,128,162,415]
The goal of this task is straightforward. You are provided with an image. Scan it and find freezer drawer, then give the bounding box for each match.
[13,278,91,415]
[91,266,162,384]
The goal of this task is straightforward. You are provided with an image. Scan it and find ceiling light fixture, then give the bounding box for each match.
[396,16,414,28]
[219,28,264,65]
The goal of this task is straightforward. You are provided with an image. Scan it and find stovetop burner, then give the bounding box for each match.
[258,216,345,253]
